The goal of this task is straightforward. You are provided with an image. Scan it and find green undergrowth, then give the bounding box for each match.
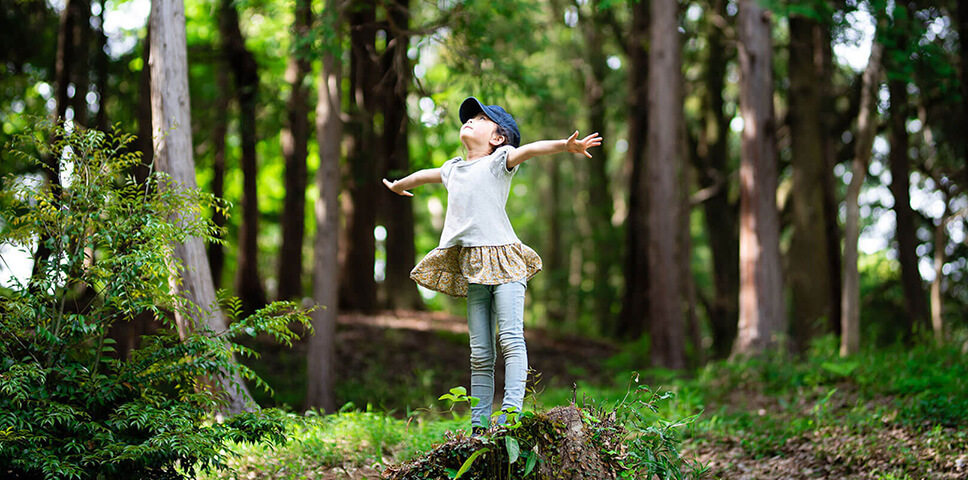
[203,334,967,478]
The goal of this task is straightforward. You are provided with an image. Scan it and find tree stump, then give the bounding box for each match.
[382,405,622,480]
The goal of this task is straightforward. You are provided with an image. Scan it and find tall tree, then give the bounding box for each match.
[382,0,422,310]
[580,0,619,330]
[732,0,785,356]
[787,11,835,350]
[277,0,314,301]
[209,64,231,289]
[647,0,686,369]
[842,40,884,357]
[886,2,929,336]
[149,0,254,413]
[621,0,650,340]
[693,0,738,359]
[220,0,267,314]
[339,0,380,312]
[306,0,343,413]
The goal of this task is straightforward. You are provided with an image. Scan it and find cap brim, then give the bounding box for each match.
[459,97,486,123]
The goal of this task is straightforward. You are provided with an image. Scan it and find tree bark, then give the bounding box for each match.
[277,0,313,301]
[620,0,649,340]
[306,0,343,413]
[647,0,686,369]
[732,0,785,357]
[339,0,380,312]
[581,0,618,332]
[149,0,254,413]
[209,64,230,289]
[841,41,883,357]
[787,14,833,351]
[694,0,738,359]
[94,0,109,131]
[888,76,929,336]
[135,26,153,185]
[220,0,267,315]
[382,0,423,310]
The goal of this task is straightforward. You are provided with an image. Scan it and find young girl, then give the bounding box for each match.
[383,97,602,431]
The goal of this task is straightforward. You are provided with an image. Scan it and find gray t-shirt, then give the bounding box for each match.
[438,145,520,248]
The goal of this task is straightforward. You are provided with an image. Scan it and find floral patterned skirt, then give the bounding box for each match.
[410,243,543,298]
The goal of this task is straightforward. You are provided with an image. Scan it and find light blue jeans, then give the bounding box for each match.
[466,280,528,428]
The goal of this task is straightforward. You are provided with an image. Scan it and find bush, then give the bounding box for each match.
[0,120,310,479]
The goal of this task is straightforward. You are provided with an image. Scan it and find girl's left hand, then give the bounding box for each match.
[565,131,603,158]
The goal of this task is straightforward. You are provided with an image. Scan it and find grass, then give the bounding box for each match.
[198,333,968,479]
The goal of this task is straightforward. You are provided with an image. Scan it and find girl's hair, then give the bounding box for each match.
[490,124,512,154]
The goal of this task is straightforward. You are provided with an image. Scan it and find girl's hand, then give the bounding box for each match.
[383,178,413,197]
[565,131,603,158]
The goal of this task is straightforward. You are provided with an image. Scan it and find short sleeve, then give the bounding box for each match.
[489,145,518,179]
[440,157,461,188]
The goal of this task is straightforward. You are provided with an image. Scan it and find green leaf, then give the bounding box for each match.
[524,447,537,476]
[505,436,520,464]
[454,447,488,479]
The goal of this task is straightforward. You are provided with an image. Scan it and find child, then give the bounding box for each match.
[383,97,602,431]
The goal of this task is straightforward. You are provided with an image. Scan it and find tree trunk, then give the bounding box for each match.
[220,0,267,315]
[581,0,618,332]
[620,0,649,340]
[94,1,109,131]
[930,202,947,344]
[382,0,423,310]
[732,0,785,357]
[149,0,254,413]
[306,0,343,413]
[209,64,230,289]
[135,26,153,185]
[277,0,313,301]
[959,1,968,187]
[841,41,883,357]
[694,0,738,359]
[787,14,833,351]
[817,16,843,340]
[888,76,929,336]
[339,0,380,312]
[647,0,686,369]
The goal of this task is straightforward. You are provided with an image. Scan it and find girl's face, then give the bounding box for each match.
[459,113,505,150]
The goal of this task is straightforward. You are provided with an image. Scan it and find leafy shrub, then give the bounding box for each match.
[0,120,310,479]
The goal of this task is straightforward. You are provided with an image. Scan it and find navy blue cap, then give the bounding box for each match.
[459,97,521,148]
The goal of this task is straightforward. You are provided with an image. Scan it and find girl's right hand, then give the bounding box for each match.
[383,178,414,197]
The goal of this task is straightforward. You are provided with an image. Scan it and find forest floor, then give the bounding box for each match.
[225,310,968,480]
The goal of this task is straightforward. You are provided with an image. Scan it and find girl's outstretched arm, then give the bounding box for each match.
[383,168,442,197]
[506,131,603,169]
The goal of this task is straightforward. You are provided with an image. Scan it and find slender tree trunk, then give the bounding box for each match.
[817,15,843,339]
[69,0,90,127]
[959,1,968,187]
[220,0,267,315]
[647,0,685,369]
[277,0,313,301]
[841,41,883,357]
[307,0,342,413]
[788,14,832,351]
[732,0,785,356]
[339,0,380,312]
[930,202,947,344]
[94,1,109,131]
[888,75,929,336]
[149,0,254,413]
[209,65,230,289]
[695,0,738,359]
[382,0,423,310]
[581,0,618,331]
[620,0,649,339]
[135,27,153,185]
